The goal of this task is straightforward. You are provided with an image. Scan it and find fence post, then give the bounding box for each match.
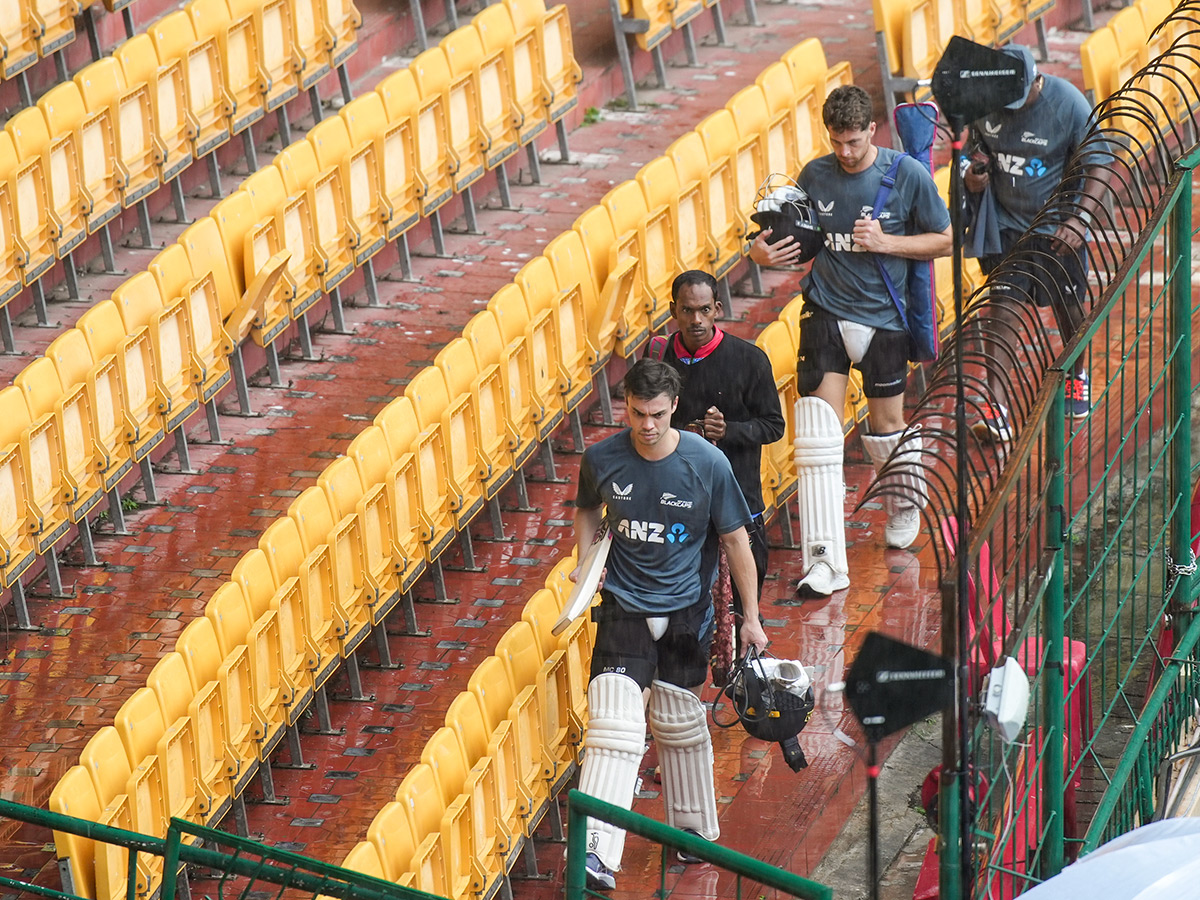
[1169,170,1195,608]
[1043,380,1066,880]
[565,793,586,900]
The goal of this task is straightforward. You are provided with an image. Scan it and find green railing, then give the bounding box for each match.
[921,20,1200,895]
[564,789,833,900]
[0,798,442,900]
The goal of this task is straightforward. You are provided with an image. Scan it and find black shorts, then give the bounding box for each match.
[590,591,714,690]
[797,303,908,398]
[979,231,1088,312]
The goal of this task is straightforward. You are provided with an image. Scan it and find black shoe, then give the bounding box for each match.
[585,852,616,890]
[677,829,707,864]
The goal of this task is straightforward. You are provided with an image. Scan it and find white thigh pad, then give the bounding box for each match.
[647,680,720,842]
[578,673,646,871]
[837,319,877,364]
[792,397,848,576]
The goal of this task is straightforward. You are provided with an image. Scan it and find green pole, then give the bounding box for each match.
[1169,167,1195,609]
[565,794,587,900]
[1043,379,1066,879]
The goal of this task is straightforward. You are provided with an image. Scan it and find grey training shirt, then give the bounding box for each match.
[970,74,1097,235]
[798,146,950,331]
[575,430,751,615]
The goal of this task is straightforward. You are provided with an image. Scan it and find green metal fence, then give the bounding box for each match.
[908,16,1200,896]
[563,789,833,900]
[0,798,441,900]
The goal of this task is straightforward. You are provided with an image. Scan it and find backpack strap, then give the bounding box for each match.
[646,334,670,361]
[871,154,910,331]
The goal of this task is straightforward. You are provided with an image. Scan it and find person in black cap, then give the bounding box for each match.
[964,43,1110,442]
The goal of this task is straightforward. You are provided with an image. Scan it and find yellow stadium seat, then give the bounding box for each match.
[31,0,78,59]
[290,485,372,655]
[341,93,422,260]
[461,309,539,467]
[217,643,264,793]
[443,691,515,864]
[0,131,56,295]
[507,0,582,125]
[38,82,123,237]
[341,841,389,883]
[754,62,809,175]
[148,12,233,161]
[367,801,419,886]
[267,577,319,726]
[602,181,676,332]
[45,329,133,499]
[77,300,167,466]
[232,546,278,621]
[755,320,800,510]
[75,58,163,216]
[406,365,485,529]
[189,0,268,147]
[471,654,546,833]
[290,0,334,93]
[0,0,38,79]
[324,0,362,73]
[0,385,71,565]
[309,116,384,270]
[14,358,103,537]
[489,283,561,443]
[522,256,598,419]
[434,337,514,509]
[175,618,239,797]
[781,39,852,142]
[348,424,427,600]
[635,156,710,289]
[1081,27,1119,104]
[245,607,291,759]
[901,0,942,80]
[422,726,501,900]
[378,68,455,219]
[668,129,739,284]
[227,0,302,119]
[396,764,453,898]
[0,429,36,603]
[1110,7,1150,76]
[49,766,103,899]
[990,0,1025,45]
[206,580,254,657]
[572,205,648,358]
[445,28,520,171]
[6,108,87,272]
[114,35,195,189]
[414,46,486,194]
[260,516,340,692]
[474,3,549,149]
[391,387,460,567]
[543,228,621,372]
[114,687,166,773]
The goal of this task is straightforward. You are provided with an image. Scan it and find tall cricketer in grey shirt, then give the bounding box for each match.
[798,145,951,331]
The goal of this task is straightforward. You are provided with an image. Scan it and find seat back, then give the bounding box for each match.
[207,580,254,657]
[344,92,420,243]
[39,82,122,229]
[116,34,195,181]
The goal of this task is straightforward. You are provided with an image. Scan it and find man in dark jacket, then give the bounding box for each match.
[648,270,785,631]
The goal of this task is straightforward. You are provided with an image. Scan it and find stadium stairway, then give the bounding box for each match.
[0,0,1101,896]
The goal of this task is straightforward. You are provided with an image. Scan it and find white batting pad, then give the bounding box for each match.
[862,427,928,512]
[578,673,647,871]
[647,680,720,841]
[792,397,848,578]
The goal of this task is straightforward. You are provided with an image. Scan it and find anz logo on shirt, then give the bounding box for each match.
[996,153,1048,178]
[616,519,690,544]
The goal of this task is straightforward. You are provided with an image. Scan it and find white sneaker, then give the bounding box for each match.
[885,505,921,549]
[795,561,850,598]
[585,853,616,891]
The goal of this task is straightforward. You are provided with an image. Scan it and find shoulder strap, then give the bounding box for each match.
[871,154,909,329]
[646,334,670,361]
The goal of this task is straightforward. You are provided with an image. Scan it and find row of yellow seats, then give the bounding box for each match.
[0,0,583,611]
[875,0,1053,87]
[340,561,596,900]
[0,251,252,616]
[0,0,358,326]
[1080,0,1188,105]
[0,0,92,80]
[572,38,851,363]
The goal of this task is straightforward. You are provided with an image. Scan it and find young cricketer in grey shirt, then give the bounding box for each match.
[575,429,752,616]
